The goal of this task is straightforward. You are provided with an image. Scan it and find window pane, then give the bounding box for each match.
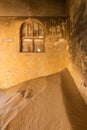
[39,25,44,38]
[34,39,44,52]
[22,39,33,52]
[34,22,38,38]
[22,25,28,38]
[27,23,33,38]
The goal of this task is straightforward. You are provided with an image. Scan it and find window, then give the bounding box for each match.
[20,19,45,53]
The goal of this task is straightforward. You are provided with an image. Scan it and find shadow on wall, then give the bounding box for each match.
[68,0,87,87]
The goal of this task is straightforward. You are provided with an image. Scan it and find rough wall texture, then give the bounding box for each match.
[0,17,69,88]
[67,0,87,102]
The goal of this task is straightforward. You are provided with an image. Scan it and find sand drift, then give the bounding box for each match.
[0,68,87,130]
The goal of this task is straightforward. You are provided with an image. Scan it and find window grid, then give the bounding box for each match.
[20,21,45,53]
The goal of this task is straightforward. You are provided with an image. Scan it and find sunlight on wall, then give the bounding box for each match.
[0,17,69,89]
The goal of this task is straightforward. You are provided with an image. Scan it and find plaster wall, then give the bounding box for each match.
[0,17,69,88]
[67,0,87,103]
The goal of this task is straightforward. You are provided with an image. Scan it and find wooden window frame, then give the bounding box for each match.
[20,19,45,53]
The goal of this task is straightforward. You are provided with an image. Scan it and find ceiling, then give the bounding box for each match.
[0,0,66,16]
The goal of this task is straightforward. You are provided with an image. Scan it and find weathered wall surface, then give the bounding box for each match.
[0,17,69,88]
[67,0,87,103]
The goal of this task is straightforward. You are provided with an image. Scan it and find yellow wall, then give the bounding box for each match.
[0,17,69,88]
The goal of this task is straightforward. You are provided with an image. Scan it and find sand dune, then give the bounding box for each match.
[0,68,87,130]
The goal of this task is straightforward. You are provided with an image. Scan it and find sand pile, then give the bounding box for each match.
[0,68,87,130]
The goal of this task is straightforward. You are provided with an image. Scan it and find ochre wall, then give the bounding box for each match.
[0,17,69,89]
[67,0,87,103]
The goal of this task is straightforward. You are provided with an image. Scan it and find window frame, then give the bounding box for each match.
[20,19,45,53]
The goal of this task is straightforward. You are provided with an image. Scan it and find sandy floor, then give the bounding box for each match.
[0,68,87,130]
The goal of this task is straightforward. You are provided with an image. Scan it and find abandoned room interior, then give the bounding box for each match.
[0,0,87,130]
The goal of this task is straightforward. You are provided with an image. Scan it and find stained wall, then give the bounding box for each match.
[67,0,87,103]
[0,17,69,88]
